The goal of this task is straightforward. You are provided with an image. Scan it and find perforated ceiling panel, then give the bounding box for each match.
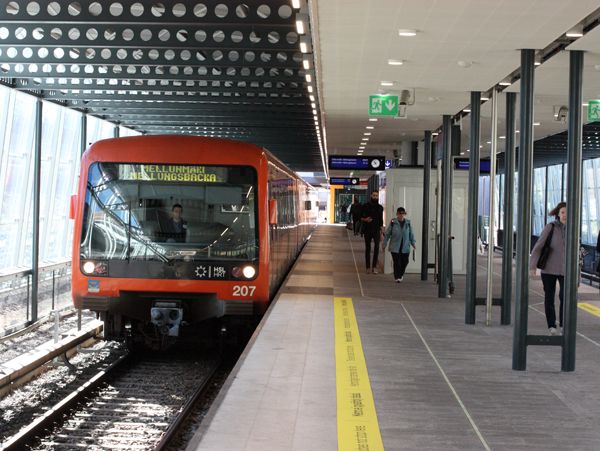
[0,0,324,172]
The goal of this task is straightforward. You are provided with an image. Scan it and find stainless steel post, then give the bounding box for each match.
[562,50,584,372]
[486,88,499,326]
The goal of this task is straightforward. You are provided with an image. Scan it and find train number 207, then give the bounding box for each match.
[233,285,256,297]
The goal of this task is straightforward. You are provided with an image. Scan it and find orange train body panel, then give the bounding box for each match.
[71,135,316,327]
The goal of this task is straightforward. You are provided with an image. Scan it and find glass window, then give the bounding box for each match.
[532,167,546,235]
[80,163,258,276]
[87,116,116,147]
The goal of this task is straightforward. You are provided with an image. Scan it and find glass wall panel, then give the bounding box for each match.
[532,167,546,235]
[547,164,563,215]
[87,116,116,147]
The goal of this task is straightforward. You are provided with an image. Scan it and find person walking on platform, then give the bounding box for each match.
[349,198,362,236]
[383,207,416,282]
[361,190,384,274]
[529,202,567,336]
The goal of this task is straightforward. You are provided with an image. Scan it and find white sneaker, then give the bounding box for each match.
[372,269,378,274]
[395,278,401,283]
[549,327,557,335]
[399,277,403,282]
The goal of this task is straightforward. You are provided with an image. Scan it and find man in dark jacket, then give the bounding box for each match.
[361,191,384,273]
[349,198,362,236]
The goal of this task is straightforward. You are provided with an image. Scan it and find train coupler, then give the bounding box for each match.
[150,301,183,337]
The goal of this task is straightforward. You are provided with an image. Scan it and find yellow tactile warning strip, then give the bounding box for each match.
[578,302,600,317]
[334,297,384,451]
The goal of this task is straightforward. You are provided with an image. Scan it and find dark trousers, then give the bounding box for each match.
[541,273,564,328]
[352,218,361,235]
[364,231,380,269]
[391,252,410,279]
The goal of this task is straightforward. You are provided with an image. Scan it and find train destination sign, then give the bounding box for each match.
[328,156,385,171]
[329,177,360,186]
[454,158,491,173]
[120,164,225,183]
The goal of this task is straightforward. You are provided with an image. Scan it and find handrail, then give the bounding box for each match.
[0,259,71,285]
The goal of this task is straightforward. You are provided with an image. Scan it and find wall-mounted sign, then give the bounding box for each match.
[329,177,359,186]
[369,95,399,116]
[588,100,600,122]
[328,156,385,171]
[454,158,490,173]
[385,159,392,169]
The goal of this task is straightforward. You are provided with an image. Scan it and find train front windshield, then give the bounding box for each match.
[80,163,258,277]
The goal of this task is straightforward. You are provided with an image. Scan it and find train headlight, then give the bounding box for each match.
[82,260,108,276]
[242,265,256,279]
[83,261,96,274]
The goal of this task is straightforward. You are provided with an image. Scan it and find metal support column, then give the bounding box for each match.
[438,115,452,298]
[114,124,120,138]
[513,49,535,370]
[80,112,87,156]
[501,92,516,325]
[465,92,481,323]
[422,131,432,281]
[562,50,584,372]
[31,99,43,323]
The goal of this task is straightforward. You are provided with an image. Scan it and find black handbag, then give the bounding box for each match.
[536,224,554,270]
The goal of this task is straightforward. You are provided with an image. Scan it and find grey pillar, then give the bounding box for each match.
[562,50,584,372]
[513,49,535,371]
[422,131,432,280]
[80,112,87,156]
[31,99,43,323]
[438,115,452,298]
[465,92,481,323]
[114,124,120,138]
[501,92,516,325]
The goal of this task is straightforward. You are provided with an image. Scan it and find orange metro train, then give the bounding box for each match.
[70,135,317,347]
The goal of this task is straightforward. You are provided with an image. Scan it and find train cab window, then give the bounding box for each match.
[80,163,258,265]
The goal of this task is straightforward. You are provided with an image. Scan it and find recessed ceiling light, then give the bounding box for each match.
[366,126,374,129]
[481,96,490,101]
[364,132,371,136]
[303,59,310,70]
[499,80,512,86]
[300,41,308,53]
[307,85,313,93]
[309,95,315,102]
[398,29,417,37]
[380,81,394,87]
[499,136,506,139]
[369,118,378,122]
[296,20,305,35]
[464,108,471,113]
[291,0,301,9]
[566,24,584,37]
[533,122,541,126]
[305,74,312,82]
[388,59,404,66]
[432,132,439,136]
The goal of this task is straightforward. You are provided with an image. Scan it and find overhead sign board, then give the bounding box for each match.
[329,177,360,186]
[369,95,398,116]
[385,159,392,169]
[328,156,385,171]
[454,158,491,174]
[588,100,600,122]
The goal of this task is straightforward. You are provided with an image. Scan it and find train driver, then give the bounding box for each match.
[164,203,188,243]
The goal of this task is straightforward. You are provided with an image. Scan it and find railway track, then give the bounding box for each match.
[3,353,220,450]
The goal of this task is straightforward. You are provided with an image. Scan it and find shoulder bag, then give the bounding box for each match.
[536,224,554,270]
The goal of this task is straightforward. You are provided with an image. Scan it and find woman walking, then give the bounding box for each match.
[529,202,566,335]
[383,207,416,282]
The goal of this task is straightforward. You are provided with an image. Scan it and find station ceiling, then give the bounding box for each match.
[0,0,324,173]
[2,1,600,179]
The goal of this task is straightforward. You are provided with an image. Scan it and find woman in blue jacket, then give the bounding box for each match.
[383,207,416,282]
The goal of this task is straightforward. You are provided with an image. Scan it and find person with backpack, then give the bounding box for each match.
[529,201,567,336]
[383,207,416,282]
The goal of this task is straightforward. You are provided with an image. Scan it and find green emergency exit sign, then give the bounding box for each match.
[369,95,398,116]
[588,100,600,122]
